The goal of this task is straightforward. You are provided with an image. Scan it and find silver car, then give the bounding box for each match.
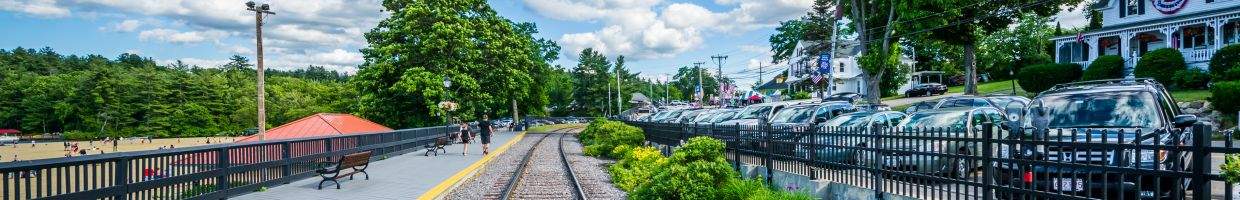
[862,107,1008,179]
[795,111,907,164]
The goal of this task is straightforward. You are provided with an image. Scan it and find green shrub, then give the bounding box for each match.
[1017,63,1083,93]
[790,91,811,100]
[1211,44,1240,80]
[631,136,736,199]
[609,146,667,192]
[1213,81,1240,115]
[1221,66,1240,81]
[1172,68,1211,89]
[576,119,645,158]
[1135,48,1187,85]
[1082,55,1125,81]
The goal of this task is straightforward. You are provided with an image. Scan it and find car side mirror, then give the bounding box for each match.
[814,117,828,123]
[1173,114,1198,128]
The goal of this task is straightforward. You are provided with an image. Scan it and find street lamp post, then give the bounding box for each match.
[246,1,274,141]
[443,76,452,124]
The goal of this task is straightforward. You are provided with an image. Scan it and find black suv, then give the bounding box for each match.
[996,79,1201,199]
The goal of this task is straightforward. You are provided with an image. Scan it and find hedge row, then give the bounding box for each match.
[579,120,813,200]
[1017,63,1082,93]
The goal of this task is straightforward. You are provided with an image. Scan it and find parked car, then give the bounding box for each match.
[984,94,1031,121]
[996,79,1200,199]
[933,95,997,109]
[824,92,863,103]
[904,83,947,97]
[719,101,800,126]
[863,107,1008,179]
[903,100,939,114]
[795,111,907,164]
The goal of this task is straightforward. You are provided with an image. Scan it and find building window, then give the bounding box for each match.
[1181,26,1211,49]
[838,63,844,73]
[1123,0,1143,17]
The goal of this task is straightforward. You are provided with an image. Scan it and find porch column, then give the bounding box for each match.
[1121,32,1138,80]
[1054,41,1063,63]
[1161,27,1178,49]
[1212,19,1225,48]
[1120,32,1133,59]
[1087,36,1099,62]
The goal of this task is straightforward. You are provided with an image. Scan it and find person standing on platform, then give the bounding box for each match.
[478,114,494,155]
[457,118,472,156]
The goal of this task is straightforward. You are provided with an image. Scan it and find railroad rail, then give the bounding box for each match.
[496,127,583,200]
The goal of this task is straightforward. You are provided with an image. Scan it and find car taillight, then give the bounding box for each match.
[1022,171,1033,183]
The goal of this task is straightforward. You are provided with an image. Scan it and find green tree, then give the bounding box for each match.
[571,48,613,116]
[352,0,551,127]
[906,0,1083,95]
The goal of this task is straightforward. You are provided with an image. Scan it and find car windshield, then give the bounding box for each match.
[693,111,718,122]
[938,98,988,109]
[1026,91,1161,128]
[899,111,968,129]
[770,106,814,123]
[679,110,703,122]
[737,105,773,119]
[661,110,684,121]
[823,113,872,127]
[710,111,739,123]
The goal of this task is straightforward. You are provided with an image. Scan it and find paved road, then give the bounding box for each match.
[234,131,520,200]
[883,93,961,107]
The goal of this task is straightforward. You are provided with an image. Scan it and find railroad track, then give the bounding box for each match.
[492,128,585,200]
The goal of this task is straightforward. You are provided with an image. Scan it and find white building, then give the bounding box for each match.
[795,40,915,98]
[1053,0,1240,70]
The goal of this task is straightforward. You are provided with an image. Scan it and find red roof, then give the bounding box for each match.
[175,114,391,166]
[0,129,18,135]
[234,113,393,142]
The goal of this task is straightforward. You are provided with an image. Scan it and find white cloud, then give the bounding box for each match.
[138,28,229,44]
[0,0,70,17]
[1052,1,1092,28]
[3,0,388,72]
[100,19,142,32]
[529,0,812,60]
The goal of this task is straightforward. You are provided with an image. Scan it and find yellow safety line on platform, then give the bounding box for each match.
[418,131,527,200]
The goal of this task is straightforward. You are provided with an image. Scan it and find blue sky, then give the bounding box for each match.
[0,0,1087,89]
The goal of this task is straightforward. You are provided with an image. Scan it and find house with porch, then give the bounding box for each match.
[1054,0,1240,70]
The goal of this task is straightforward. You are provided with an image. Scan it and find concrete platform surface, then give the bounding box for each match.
[233,131,519,200]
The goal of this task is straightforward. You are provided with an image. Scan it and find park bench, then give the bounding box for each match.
[423,131,456,156]
[315,151,371,189]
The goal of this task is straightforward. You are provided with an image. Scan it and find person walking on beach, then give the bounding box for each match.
[479,114,494,155]
[457,118,472,156]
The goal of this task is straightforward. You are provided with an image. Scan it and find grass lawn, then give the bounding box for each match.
[527,123,587,133]
[1170,90,1211,102]
[947,80,1030,96]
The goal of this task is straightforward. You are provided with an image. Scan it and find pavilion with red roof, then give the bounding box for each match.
[234,113,393,143]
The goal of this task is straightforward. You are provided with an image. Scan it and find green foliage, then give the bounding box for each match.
[1172,68,1211,89]
[1082,55,1125,81]
[630,136,736,200]
[719,178,815,200]
[0,48,354,138]
[1017,63,1082,93]
[1213,81,1240,115]
[353,0,556,127]
[609,146,667,192]
[977,13,1055,81]
[1134,48,1188,85]
[1211,44,1240,80]
[1223,67,1240,82]
[789,91,811,100]
[1222,154,1240,183]
[61,131,97,141]
[576,119,644,158]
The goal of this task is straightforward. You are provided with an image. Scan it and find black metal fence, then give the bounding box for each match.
[626,121,1239,200]
[0,126,454,200]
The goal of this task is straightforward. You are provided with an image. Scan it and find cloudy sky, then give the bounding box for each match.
[0,0,1088,88]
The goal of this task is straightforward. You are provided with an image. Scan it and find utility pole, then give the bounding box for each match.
[246,1,274,141]
[616,65,622,114]
[711,55,727,105]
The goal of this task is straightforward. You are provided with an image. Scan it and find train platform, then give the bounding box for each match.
[233,131,524,200]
